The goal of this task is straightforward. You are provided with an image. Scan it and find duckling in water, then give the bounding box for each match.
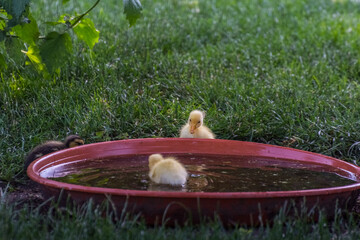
[148,154,188,186]
[24,135,84,171]
[180,110,215,139]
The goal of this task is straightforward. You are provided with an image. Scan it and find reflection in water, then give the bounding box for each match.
[48,154,358,192]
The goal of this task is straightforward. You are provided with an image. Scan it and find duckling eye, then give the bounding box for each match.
[189,119,191,122]
[198,121,200,124]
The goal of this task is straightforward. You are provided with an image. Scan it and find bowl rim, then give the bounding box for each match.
[27,138,360,199]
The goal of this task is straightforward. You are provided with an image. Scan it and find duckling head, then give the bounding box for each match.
[188,110,204,134]
[64,135,84,148]
[149,154,163,169]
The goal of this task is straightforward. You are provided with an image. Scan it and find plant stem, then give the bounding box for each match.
[5,34,19,38]
[69,0,101,29]
[6,34,46,39]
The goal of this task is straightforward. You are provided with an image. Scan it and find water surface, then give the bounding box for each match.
[45,154,358,192]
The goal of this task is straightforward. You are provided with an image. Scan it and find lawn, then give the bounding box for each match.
[2,0,360,238]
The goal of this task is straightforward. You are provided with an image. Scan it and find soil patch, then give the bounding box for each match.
[0,179,45,208]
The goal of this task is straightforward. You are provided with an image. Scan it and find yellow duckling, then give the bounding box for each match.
[148,154,188,186]
[180,110,215,139]
[24,135,84,171]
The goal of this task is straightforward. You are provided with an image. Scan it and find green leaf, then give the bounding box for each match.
[0,30,4,41]
[58,14,71,23]
[0,9,10,31]
[44,14,70,27]
[0,0,30,27]
[5,37,25,63]
[39,31,73,73]
[123,0,142,27]
[62,0,70,4]
[0,52,7,70]
[0,10,9,21]
[73,18,99,49]
[11,13,39,45]
[45,21,64,26]
[0,20,5,30]
[22,45,47,74]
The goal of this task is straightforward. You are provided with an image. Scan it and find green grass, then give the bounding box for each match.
[2,0,360,238]
[1,191,360,240]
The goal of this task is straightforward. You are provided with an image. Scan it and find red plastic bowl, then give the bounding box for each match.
[27,138,360,225]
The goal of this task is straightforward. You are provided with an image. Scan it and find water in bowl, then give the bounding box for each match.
[45,154,358,192]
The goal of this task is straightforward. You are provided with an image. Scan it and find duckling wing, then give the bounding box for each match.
[196,126,215,139]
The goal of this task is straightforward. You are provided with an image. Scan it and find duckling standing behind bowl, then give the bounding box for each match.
[24,135,84,171]
[148,154,188,186]
[180,110,215,139]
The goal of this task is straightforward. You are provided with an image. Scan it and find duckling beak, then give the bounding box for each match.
[190,125,196,134]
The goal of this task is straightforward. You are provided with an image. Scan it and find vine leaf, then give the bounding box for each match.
[5,37,24,63]
[0,0,30,20]
[39,31,73,73]
[0,0,30,27]
[12,13,39,46]
[0,30,4,41]
[123,0,142,27]
[22,45,47,74]
[73,18,99,49]
[0,17,5,31]
[0,52,6,70]
[45,14,70,26]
